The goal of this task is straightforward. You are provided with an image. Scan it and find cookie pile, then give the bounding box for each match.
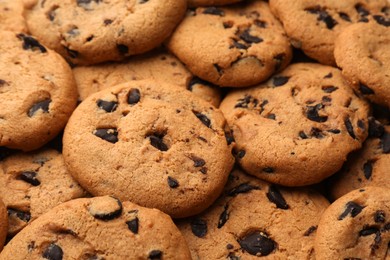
[0,0,389,259]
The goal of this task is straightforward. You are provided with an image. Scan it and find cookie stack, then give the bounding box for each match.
[0,0,389,259]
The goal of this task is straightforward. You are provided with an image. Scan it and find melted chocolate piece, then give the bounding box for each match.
[18,171,40,186]
[266,185,289,209]
[238,231,276,256]
[42,243,63,260]
[338,201,364,220]
[28,99,51,117]
[17,34,47,53]
[191,218,207,238]
[94,128,118,143]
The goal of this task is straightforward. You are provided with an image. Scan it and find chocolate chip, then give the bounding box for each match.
[238,231,276,256]
[273,53,286,71]
[89,197,122,221]
[380,131,390,153]
[324,72,333,78]
[299,131,308,139]
[47,5,59,21]
[117,44,128,54]
[127,88,141,105]
[322,85,338,93]
[94,128,118,143]
[223,20,234,28]
[235,95,258,108]
[339,12,351,22]
[262,167,274,173]
[355,4,370,17]
[167,176,179,188]
[148,250,162,260]
[306,104,328,123]
[345,117,356,139]
[18,171,40,186]
[239,29,263,44]
[357,120,365,131]
[338,201,365,220]
[193,111,211,128]
[191,155,206,167]
[203,7,224,16]
[236,150,245,159]
[267,185,289,209]
[77,0,101,6]
[148,133,168,151]
[304,226,317,236]
[374,210,385,223]
[217,205,229,229]
[28,99,51,117]
[305,6,337,29]
[228,183,260,196]
[139,0,149,3]
[191,218,207,237]
[224,130,235,145]
[254,19,267,28]
[267,114,276,120]
[17,34,47,53]
[104,19,113,25]
[327,129,341,134]
[359,226,379,236]
[126,217,139,234]
[368,117,384,138]
[363,160,374,180]
[310,128,324,139]
[359,83,375,95]
[200,167,208,174]
[42,243,63,260]
[272,76,289,87]
[7,208,31,222]
[373,15,390,27]
[97,99,118,112]
[0,79,7,86]
[232,40,248,50]
[226,244,234,250]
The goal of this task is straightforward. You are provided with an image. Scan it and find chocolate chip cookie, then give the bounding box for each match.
[315,186,390,259]
[73,50,221,107]
[269,0,389,65]
[0,149,86,236]
[63,80,235,218]
[26,0,187,65]
[220,63,370,186]
[0,0,27,33]
[0,31,77,151]
[330,121,390,200]
[335,19,390,108]
[166,0,292,87]
[177,168,330,259]
[0,196,192,259]
[0,198,7,252]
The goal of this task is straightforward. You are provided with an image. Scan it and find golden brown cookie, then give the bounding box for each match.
[0,198,7,252]
[0,0,27,33]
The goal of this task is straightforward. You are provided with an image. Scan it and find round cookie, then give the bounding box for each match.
[330,122,390,200]
[0,149,87,236]
[0,0,27,33]
[0,198,7,252]
[0,31,77,151]
[220,63,370,186]
[177,168,330,259]
[166,0,292,87]
[335,19,390,108]
[269,0,389,65]
[188,0,243,7]
[0,196,192,259]
[73,50,222,107]
[315,187,390,259]
[63,80,235,218]
[25,0,187,65]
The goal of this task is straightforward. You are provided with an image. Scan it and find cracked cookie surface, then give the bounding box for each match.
[63,80,234,218]
[166,0,292,87]
[0,31,77,151]
[220,63,370,186]
[26,0,187,65]
[0,196,191,259]
[177,168,329,259]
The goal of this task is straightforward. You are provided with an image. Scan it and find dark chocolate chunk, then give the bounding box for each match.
[324,72,333,78]
[363,160,373,180]
[299,131,308,139]
[344,117,356,139]
[90,197,122,221]
[305,6,337,29]
[254,19,267,28]
[327,129,341,134]
[357,120,365,130]
[18,171,40,186]
[235,95,259,108]
[306,104,328,123]
[223,20,234,28]
[373,15,390,27]
[236,150,246,159]
[193,112,211,128]
[273,76,289,87]
[322,85,338,93]
[273,53,286,71]
[148,133,168,152]
[104,19,113,25]
[97,99,118,112]
[368,117,384,138]
[238,231,276,256]
[338,201,364,220]
[359,226,379,236]
[126,217,139,234]
[117,44,128,54]
[380,131,390,153]
[7,208,31,222]
[139,0,148,3]
[17,34,47,53]
[259,100,268,112]
[127,88,141,104]
[167,176,179,188]
[28,99,51,117]
[191,155,206,167]
[311,127,324,139]
[0,79,7,86]
[304,226,317,236]
[267,185,289,209]
[355,4,370,17]
[148,250,162,260]
[339,12,351,22]
[200,167,208,174]
[267,114,276,120]
[224,130,235,145]
[203,7,224,16]
[47,6,59,21]
[77,0,101,5]
[94,128,118,143]
[228,182,260,196]
[232,40,248,50]
[359,83,375,95]
[191,218,207,238]
[239,29,263,44]
[262,167,274,173]
[42,243,63,260]
[217,205,229,228]
[374,210,385,223]
[65,47,78,59]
